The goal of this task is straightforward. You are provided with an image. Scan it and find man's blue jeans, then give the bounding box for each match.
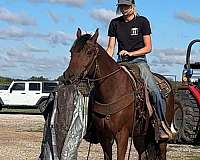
[127,58,166,121]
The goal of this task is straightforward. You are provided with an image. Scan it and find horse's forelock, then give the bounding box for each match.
[70,34,92,53]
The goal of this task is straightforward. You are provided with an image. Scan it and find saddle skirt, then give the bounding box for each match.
[120,63,173,136]
[120,63,173,116]
[119,62,172,98]
[120,63,153,118]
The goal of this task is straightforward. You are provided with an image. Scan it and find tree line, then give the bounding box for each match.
[0,76,51,85]
[0,75,182,89]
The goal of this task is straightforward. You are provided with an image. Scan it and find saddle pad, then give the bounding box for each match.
[119,62,172,97]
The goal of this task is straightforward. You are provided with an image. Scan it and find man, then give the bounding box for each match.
[106,0,172,141]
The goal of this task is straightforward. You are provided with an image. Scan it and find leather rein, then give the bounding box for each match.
[78,48,134,116]
[82,50,122,82]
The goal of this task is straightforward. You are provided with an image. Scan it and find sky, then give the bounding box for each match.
[0,0,200,80]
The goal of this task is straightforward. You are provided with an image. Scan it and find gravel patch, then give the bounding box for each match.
[0,114,200,160]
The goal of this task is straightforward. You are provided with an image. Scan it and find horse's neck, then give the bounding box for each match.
[96,46,119,77]
[94,46,133,103]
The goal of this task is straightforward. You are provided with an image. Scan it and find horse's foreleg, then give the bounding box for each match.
[115,127,129,160]
[158,143,167,160]
[100,138,113,160]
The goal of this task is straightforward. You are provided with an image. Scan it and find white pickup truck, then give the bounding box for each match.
[0,81,58,110]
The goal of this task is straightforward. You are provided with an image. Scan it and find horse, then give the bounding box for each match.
[64,28,174,160]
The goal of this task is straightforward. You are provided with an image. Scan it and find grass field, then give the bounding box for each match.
[0,108,41,114]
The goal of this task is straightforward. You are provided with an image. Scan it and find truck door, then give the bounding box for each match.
[27,82,42,105]
[7,82,28,106]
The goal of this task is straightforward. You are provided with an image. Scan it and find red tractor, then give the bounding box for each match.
[173,39,200,144]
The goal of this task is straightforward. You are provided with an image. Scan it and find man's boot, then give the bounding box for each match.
[160,121,173,140]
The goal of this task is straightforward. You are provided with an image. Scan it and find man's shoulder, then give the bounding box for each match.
[111,16,124,23]
[136,15,149,22]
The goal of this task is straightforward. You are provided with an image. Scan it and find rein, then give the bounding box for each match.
[94,93,134,116]
[82,52,98,79]
[81,47,122,83]
[88,67,121,82]
[95,93,134,106]
[73,44,135,115]
[82,50,134,115]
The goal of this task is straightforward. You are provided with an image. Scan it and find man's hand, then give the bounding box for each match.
[119,50,129,56]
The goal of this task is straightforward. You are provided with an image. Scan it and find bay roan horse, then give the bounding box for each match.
[64,28,174,160]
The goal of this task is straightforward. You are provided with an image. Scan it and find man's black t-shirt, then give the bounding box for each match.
[108,15,151,57]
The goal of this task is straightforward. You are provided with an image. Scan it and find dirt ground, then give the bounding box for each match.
[0,114,200,160]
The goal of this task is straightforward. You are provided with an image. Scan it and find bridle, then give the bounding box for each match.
[71,44,121,85]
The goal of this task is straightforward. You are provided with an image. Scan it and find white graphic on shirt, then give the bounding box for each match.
[130,27,138,36]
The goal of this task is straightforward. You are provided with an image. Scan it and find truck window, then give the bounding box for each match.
[12,83,25,91]
[42,82,57,93]
[29,83,40,91]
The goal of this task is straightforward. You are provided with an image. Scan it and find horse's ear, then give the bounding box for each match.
[76,28,82,38]
[90,28,99,43]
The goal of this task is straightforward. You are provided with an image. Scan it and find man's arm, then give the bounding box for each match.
[119,35,152,56]
[106,36,116,57]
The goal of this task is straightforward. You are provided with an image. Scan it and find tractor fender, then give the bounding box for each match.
[188,85,200,106]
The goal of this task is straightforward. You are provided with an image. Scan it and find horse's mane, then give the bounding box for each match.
[70,34,91,52]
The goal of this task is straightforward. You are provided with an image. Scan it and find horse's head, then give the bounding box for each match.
[64,28,99,83]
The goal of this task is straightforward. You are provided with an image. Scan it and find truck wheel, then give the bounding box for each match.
[173,90,200,144]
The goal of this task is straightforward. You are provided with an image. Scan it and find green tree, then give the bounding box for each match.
[0,76,13,85]
[28,76,48,81]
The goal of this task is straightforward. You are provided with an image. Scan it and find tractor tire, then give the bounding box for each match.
[173,89,200,144]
